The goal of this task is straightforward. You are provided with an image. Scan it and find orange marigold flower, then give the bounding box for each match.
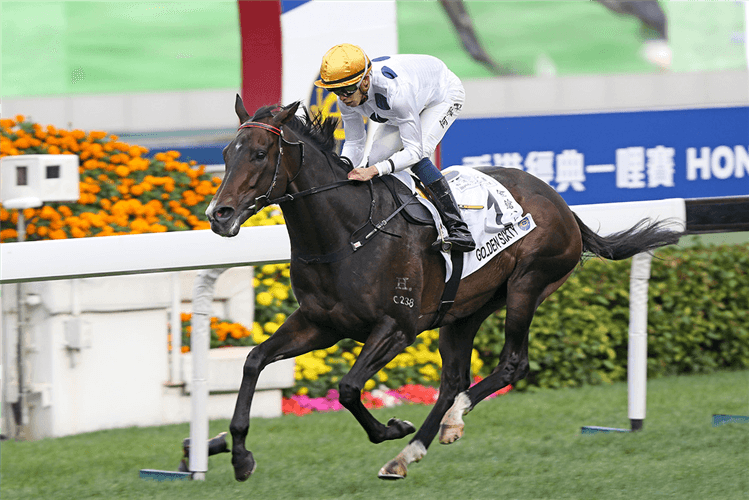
[58,206,72,217]
[49,229,67,240]
[39,206,58,220]
[115,165,130,177]
[71,227,87,238]
[130,185,144,196]
[0,209,9,221]
[0,228,18,241]
[130,218,150,232]
[88,131,107,141]
[36,226,49,237]
[47,145,61,154]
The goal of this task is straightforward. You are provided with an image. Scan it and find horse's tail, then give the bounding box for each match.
[573,213,683,261]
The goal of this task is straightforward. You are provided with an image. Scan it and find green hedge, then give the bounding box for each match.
[474,241,749,391]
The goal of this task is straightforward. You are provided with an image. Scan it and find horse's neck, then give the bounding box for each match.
[281,149,373,255]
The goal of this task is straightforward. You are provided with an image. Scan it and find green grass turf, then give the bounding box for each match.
[2,370,747,499]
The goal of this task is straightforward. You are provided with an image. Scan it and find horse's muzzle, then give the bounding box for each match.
[206,205,238,237]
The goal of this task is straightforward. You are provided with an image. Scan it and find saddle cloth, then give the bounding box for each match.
[393,166,537,282]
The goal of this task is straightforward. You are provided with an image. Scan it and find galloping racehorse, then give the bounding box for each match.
[206,96,682,481]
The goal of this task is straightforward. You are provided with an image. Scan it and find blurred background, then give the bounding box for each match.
[3,1,746,147]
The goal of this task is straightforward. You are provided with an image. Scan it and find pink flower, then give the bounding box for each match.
[281,382,511,416]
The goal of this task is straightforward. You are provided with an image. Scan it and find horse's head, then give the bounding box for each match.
[206,95,301,237]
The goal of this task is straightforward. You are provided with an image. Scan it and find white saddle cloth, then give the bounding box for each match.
[393,166,537,282]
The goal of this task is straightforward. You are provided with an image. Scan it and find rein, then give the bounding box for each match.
[237,119,416,265]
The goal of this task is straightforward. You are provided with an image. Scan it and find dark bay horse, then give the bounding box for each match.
[206,96,682,481]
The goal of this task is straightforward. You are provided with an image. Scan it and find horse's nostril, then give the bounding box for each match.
[215,206,235,222]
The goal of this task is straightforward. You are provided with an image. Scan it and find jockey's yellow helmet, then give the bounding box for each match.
[314,43,372,89]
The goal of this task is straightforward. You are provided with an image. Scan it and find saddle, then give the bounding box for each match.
[379,174,434,226]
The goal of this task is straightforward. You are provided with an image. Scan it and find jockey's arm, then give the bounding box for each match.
[340,106,367,168]
[373,96,424,177]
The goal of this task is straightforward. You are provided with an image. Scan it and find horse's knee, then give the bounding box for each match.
[338,380,360,407]
[242,351,263,379]
[230,420,248,437]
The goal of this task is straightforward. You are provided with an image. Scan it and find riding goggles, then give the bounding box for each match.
[332,83,360,98]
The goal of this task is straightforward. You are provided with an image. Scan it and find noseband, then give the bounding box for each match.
[237,121,286,211]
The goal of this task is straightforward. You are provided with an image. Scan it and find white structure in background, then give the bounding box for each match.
[0,268,293,441]
[1,153,80,440]
[0,154,80,210]
[1,225,295,444]
[573,198,686,430]
[280,0,397,104]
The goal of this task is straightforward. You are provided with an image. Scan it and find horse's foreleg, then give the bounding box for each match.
[380,310,488,479]
[338,316,415,444]
[230,311,337,481]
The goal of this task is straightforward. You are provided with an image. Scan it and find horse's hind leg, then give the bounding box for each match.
[379,301,498,479]
[439,271,573,444]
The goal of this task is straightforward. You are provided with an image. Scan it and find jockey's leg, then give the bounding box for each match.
[414,158,475,253]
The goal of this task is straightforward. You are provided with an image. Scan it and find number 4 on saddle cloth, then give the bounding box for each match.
[392,166,537,282]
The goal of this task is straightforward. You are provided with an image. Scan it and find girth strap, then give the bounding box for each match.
[429,250,464,330]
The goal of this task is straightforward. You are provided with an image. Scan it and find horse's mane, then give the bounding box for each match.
[252,104,339,156]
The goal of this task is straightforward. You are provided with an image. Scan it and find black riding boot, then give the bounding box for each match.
[425,176,476,252]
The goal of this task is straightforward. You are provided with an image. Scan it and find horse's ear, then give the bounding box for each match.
[235,94,251,124]
[272,101,301,126]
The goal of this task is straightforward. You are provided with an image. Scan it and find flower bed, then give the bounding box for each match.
[282,378,513,416]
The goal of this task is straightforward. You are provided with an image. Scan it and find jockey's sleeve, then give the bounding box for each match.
[340,105,367,168]
[374,94,423,176]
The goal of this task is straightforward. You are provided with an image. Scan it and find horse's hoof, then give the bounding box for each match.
[387,418,416,439]
[378,458,407,480]
[438,423,464,444]
[232,451,257,482]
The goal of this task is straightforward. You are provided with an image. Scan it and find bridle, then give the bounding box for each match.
[236,121,288,211]
[236,119,353,210]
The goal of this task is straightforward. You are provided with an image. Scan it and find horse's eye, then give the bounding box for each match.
[256,151,267,160]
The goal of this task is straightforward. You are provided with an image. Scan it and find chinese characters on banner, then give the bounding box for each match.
[441,107,749,205]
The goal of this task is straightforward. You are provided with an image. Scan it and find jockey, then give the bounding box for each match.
[314,43,475,253]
